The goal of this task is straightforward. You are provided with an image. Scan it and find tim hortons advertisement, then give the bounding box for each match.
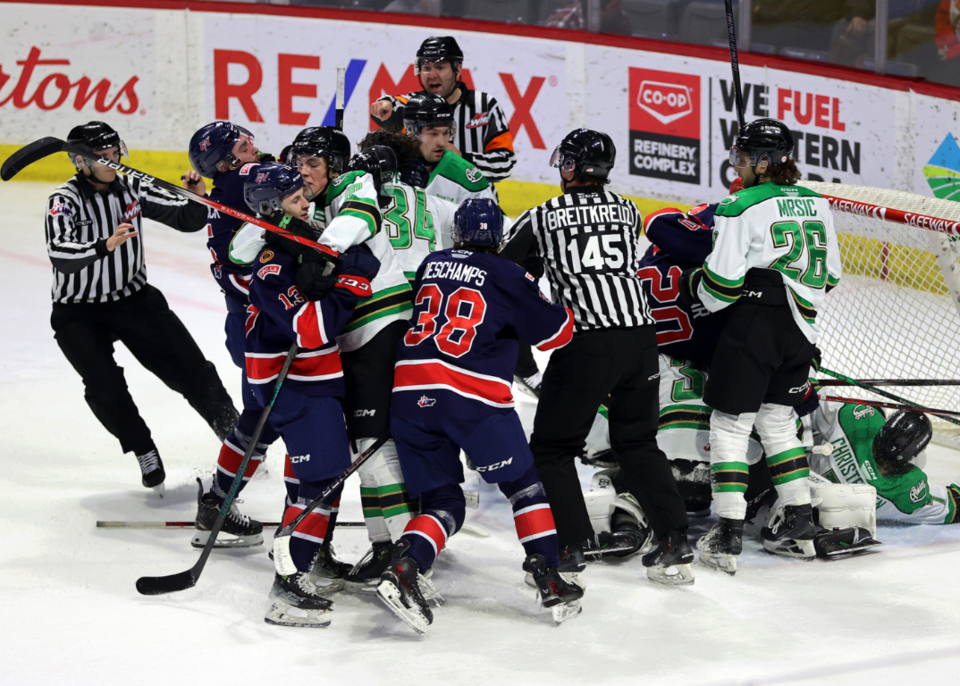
[0,5,155,145]
[201,15,568,184]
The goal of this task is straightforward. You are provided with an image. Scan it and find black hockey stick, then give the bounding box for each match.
[272,435,388,575]
[724,0,745,130]
[818,366,960,427]
[818,394,960,417]
[817,379,960,387]
[136,342,299,596]
[1,138,338,259]
[98,520,366,529]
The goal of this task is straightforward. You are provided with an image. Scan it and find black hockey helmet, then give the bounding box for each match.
[550,128,616,181]
[347,145,398,199]
[730,118,794,171]
[67,121,128,163]
[873,410,932,474]
[288,126,351,174]
[415,36,464,75]
[403,92,455,139]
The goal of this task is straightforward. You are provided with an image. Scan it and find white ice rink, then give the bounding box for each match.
[3,181,960,686]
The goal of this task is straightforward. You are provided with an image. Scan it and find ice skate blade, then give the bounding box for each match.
[699,553,737,575]
[762,538,816,559]
[343,579,379,595]
[191,531,264,549]
[549,600,582,625]
[376,580,430,635]
[264,600,332,628]
[646,563,695,586]
[151,483,165,498]
[307,573,345,595]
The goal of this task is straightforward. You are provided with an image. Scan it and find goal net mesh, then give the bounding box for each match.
[800,181,960,446]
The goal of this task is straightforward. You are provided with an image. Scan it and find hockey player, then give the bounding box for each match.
[189,121,281,547]
[378,199,582,634]
[240,162,380,627]
[811,403,960,524]
[682,119,842,574]
[370,36,516,182]
[46,121,237,492]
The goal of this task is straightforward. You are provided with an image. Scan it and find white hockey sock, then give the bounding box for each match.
[357,438,414,543]
[709,410,756,520]
[755,403,811,507]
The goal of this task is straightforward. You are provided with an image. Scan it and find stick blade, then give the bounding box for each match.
[136,569,198,596]
[1,137,65,181]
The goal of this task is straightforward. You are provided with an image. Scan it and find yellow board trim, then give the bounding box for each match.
[0,145,193,186]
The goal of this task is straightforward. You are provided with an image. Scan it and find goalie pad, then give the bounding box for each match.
[809,474,877,537]
[582,470,653,558]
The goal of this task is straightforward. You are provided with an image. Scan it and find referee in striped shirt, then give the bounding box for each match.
[46,122,237,492]
[500,129,694,584]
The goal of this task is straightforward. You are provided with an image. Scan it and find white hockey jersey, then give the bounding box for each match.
[381,181,457,280]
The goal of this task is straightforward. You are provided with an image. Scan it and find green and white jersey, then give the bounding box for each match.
[810,401,959,524]
[426,150,499,208]
[382,181,458,282]
[699,184,842,344]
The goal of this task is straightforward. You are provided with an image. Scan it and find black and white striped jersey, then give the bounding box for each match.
[381,83,517,182]
[45,173,207,304]
[500,187,654,332]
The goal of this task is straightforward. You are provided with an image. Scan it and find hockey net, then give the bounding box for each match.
[799,181,960,447]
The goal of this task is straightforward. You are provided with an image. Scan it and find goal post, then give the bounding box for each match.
[800,181,960,446]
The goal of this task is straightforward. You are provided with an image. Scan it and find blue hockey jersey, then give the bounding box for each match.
[638,203,726,366]
[394,249,573,412]
[245,245,378,406]
[206,162,262,301]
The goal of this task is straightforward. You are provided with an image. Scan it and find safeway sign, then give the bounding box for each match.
[629,67,700,185]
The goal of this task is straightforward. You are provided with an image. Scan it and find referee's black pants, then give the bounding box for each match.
[530,325,688,548]
[51,284,238,456]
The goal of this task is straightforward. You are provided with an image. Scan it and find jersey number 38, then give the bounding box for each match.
[404,284,488,358]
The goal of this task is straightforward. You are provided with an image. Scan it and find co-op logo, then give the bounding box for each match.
[637,81,693,125]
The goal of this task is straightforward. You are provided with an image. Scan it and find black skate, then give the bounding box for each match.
[697,517,744,575]
[376,540,435,635]
[523,554,584,625]
[513,372,543,398]
[761,504,818,559]
[580,448,618,469]
[642,529,695,586]
[344,541,394,594]
[136,449,165,495]
[192,478,264,549]
[813,526,883,558]
[308,545,350,594]
[264,572,334,628]
[584,511,653,560]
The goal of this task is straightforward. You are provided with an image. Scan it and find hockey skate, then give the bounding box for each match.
[697,517,743,575]
[523,553,584,626]
[136,449,165,496]
[761,504,818,559]
[377,541,436,635]
[513,372,543,398]
[308,545,350,594]
[813,526,882,558]
[264,572,334,628]
[580,448,618,469]
[642,529,695,586]
[344,541,393,594]
[192,479,264,549]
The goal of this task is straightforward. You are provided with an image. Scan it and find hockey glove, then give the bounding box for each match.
[332,244,381,300]
[678,268,705,308]
[257,151,277,164]
[400,159,430,189]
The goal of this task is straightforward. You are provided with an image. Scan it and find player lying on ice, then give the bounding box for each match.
[239,162,381,627]
[376,198,583,634]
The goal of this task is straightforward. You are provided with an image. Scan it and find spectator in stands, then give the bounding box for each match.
[936,0,960,60]
[542,0,633,35]
[750,0,874,66]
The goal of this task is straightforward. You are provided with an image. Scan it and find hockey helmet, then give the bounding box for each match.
[189,121,254,178]
[452,198,503,249]
[729,118,794,171]
[873,410,932,474]
[550,128,616,181]
[403,92,455,139]
[67,121,128,163]
[287,126,351,175]
[347,145,399,196]
[415,36,464,75]
[242,162,304,216]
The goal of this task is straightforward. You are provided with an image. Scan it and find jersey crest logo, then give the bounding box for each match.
[417,395,436,408]
[257,264,281,279]
[49,202,72,217]
[853,405,876,420]
[524,272,535,282]
[239,163,257,175]
[465,112,490,129]
[260,250,275,263]
[720,194,740,205]
[122,200,142,222]
[910,480,927,503]
[465,167,483,183]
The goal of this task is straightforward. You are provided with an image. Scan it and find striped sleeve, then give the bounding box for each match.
[139,179,207,233]
[466,96,516,182]
[319,172,383,253]
[45,190,106,274]
[698,213,749,312]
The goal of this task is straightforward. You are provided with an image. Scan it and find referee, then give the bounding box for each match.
[46,121,238,492]
[500,129,693,585]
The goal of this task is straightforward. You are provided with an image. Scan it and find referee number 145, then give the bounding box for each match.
[567,233,625,272]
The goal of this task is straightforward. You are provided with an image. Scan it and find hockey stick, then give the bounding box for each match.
[98,520,366,529]
[819,366,960,427]
[136,342,299,596]
[273,435,389,575]
[336,66,346,131]
[724,0,745,130]
[817,379,960,387]
[0,138,338,259]
[817,394,960,417]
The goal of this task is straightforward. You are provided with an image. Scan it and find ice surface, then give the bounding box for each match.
[2,182,960,686]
